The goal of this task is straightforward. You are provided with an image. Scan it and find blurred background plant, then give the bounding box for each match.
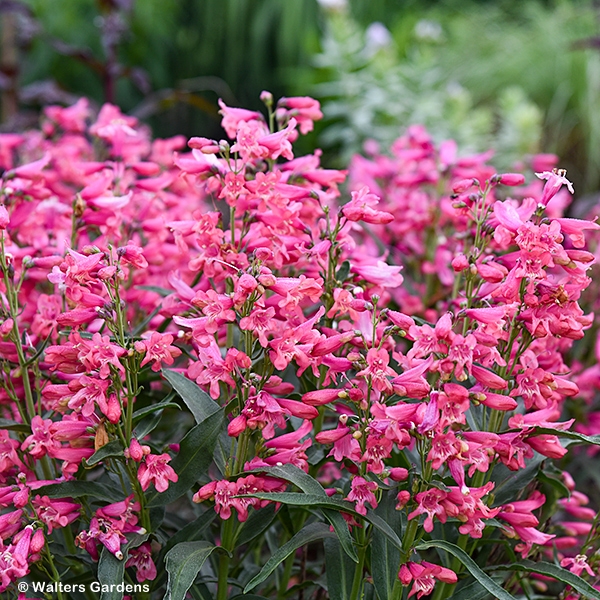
[1,0,600,192]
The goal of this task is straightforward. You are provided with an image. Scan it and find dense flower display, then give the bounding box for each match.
[0,93,599,600]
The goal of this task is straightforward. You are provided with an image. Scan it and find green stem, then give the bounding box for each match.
[44,544,66,600]
[217,516,235,600]
[349,525,367,600]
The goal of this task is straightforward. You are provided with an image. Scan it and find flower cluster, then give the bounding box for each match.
[0,93,598,600]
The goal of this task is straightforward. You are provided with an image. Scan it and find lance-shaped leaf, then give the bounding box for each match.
[415,540,517,600]
[98,534,149,600]
[244,465,357,561]
[324,537,355,600]
[85,440,124,467]
[164,541,217,600]
[493,560,600,599]
[531,427,600,447]
[34,480,122,503]
[244,522,336,592]
[163,369,220,423]
[372,491,405,600]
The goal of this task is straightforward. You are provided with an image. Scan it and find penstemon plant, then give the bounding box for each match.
[0,92,599,600]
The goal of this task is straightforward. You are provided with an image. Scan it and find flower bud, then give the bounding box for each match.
[0,205,9,229]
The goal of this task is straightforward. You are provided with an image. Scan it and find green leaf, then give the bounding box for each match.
[246,491,400,556]
[415,540,517,600]
[134,409,165,440]
[247,465,358,561]
[244,522,336,592]
[136,284,173,297]
[491,453,545,506]
[163,369,220,423]
[493,560,600,599]
[532,427,600,447]
[448,579,497,600]
[247,464,326,495]
[235,504,277,547]
[164,541,216,600]
[162,510,217,556]
[322,508,358,563]
[362,512,403,552]
[84,440,124,467]
[98,534,149,600]
[324,537,355,600]
[230,596,270,599]
[133,410,162,440]
[372,491,405,600]
[538,469,571,499]
[0,418,29,433]
[35,480,122,503]
[336,260,351,283]
[147,408,224,507]
[132,400,181,422]
[244,491,351,511]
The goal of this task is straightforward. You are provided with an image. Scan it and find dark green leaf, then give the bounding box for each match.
[538,470,571,499]
[246,464,358,561]
[493,560,600,599]
[147,408,224,507]
[491,453,545,506]
[164,541,216,600]
[134,409,165,440]
[532,427,600,447]
[231,596,270,599]
[35,480,122,503]
[244,522,335,592]
[372,491,405,600]
[363,512,403,551]
[132,401,181,422]
[324,537,355,600]
[98,534,149,600]
[235,504,277,547]
[163,369,220,423]
[85,440,124,467]
[163,510,217,556]
[247,463,328,495]
[336,260,351,282]
[133,410,162,440]
[136,285,172,297]
[0,418,29,432]
[322,508,358,563]
[415,540,516,600]
[243,491,352,511]
[448,579,496,600]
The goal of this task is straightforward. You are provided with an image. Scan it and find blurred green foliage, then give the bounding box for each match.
[311,8,544,172]
[311,0,600,194]
[10,0,321,139]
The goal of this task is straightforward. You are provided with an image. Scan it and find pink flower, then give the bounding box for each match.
[218,99,265,138]
[0,205,9,229]
[345,476,378,515]
[277,96,323,134]
[535,169,574,206]
[343,187,394,224]
[138,454,178,493]
[126,543,157,582]
[399,561,457,599]
[32,497,80,534]
[356,348,397,394]
[135,332,182,372]
[560,555,595,577]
